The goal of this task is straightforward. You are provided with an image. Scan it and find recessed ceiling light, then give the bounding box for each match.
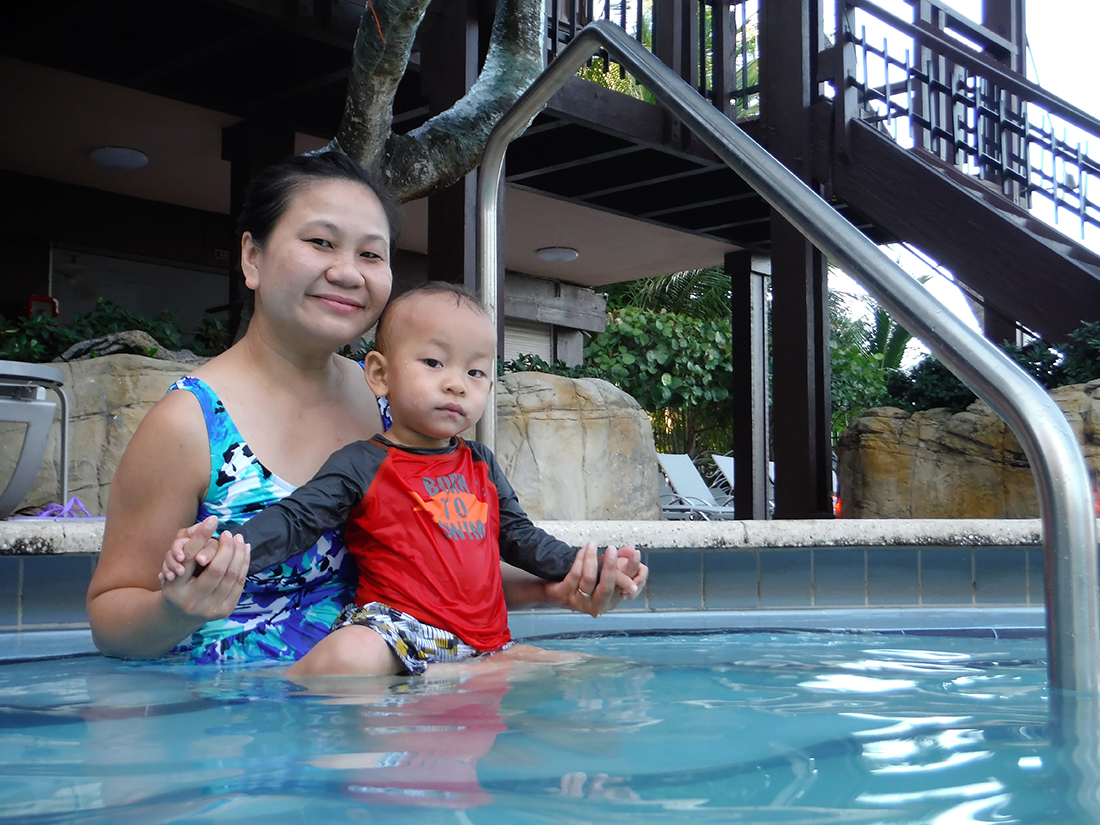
[536,246,579,263]
[89,146,149,170]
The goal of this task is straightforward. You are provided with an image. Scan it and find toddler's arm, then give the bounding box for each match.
[241,440,375,574]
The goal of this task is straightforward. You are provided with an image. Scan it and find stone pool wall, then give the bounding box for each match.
[0,517,1066,635]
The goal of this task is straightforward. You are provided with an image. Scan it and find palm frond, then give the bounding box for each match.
[602,267,731,321]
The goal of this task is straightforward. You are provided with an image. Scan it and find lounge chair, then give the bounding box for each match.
[656,453,736,520]
[0,361,69,518]
[713,454,840,517]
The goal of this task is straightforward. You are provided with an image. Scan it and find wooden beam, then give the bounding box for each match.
[240,67,350,118]
[730,250,770,519]
[506,145,647,182]
[587,168,751,214]
[0,171,234,273]
[504,125,640,178]
[544,77,734,167]
[760,0,835,519]
[423,0,479,291]
[517,150,709,200]
[127,25,270,86]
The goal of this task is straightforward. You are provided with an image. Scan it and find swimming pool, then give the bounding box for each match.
[2,630,1095,824]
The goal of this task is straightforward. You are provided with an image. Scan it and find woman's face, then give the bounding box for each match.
[242,178,393,350]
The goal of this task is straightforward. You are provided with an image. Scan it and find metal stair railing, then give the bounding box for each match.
[545,0,761,121]
[836,0,1100,243]
[476,19,1098,721]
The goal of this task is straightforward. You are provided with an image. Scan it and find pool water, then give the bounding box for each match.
[0,631,1089,824]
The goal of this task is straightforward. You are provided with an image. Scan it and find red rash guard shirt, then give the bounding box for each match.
[239,436,577,651]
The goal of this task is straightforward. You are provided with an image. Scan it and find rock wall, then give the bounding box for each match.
[836,379,1100,518]
[0,356,662,520]
[495,372,662,520]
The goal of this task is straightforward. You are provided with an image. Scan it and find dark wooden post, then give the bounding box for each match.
[984,305,1018,346]
[653,0,699,148]
[980,0,1026,342]
[221,121,295,339]
[982,0,1027,204]
[710,0,734,118]
[833,1,860,159]
[760,0,834,519]
[422,0,482,293]
[730,250,770,519]
[0,234,50,321]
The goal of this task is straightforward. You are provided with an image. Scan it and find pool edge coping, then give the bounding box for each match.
[0,517,1070,556]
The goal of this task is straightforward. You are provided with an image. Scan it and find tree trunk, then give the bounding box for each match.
[333,0,545,203]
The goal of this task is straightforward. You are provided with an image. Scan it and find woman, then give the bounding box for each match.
[87,152,642,671]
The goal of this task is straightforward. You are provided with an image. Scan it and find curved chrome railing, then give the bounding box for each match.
[477,20,1098,700]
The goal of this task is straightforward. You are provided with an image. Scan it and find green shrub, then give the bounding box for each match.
[1061,321,1100,385]
[830,337,889,437]
[502,307,733,456]
[881,321,1100,414]
[499,353,600,380]
[883,357,976,412]
[0,298,226,362]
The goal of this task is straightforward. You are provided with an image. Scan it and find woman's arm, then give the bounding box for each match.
[501,544,648,617]
[87,391,249,658]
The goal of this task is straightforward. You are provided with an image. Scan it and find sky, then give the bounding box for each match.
[829,0,1098,348]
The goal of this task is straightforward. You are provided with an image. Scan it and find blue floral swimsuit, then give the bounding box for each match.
[167,376,391,664]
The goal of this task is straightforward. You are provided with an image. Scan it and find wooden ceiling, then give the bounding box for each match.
[1,0,890,269]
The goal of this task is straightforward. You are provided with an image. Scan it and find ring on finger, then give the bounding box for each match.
[577,588,592,598]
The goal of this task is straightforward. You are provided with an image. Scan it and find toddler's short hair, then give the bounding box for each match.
[375,282,488,354]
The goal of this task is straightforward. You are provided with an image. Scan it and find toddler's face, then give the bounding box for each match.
[374,293,496,449]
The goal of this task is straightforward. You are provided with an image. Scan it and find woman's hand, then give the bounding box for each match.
[159,516,251,623]
[546,542,648,618]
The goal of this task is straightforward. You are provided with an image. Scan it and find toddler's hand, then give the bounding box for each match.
[160,528,251,623]
[610,545,647,601]
[159,515,218,583]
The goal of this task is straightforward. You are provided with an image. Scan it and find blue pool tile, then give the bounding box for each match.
[21,556,94,626]
[813,548,866,607]
[0,558,18,626]
[759,550,812,607]
[703,551,759,608]
[974,547,1028,604]
[1026,548,1046,605]
[867,548,919,606]
[645,550,702,609]
[920,548,974,605]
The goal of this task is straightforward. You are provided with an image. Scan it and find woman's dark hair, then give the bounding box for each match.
[237,151,402,251]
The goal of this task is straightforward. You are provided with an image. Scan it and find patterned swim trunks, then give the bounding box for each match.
[332,602,512,675]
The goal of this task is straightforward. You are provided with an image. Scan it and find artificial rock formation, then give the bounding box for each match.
[836,379,1100,518]
[1,355,661,520]
[495,372,662,520]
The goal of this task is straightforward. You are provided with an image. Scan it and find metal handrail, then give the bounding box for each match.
[477,21,1098,701]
